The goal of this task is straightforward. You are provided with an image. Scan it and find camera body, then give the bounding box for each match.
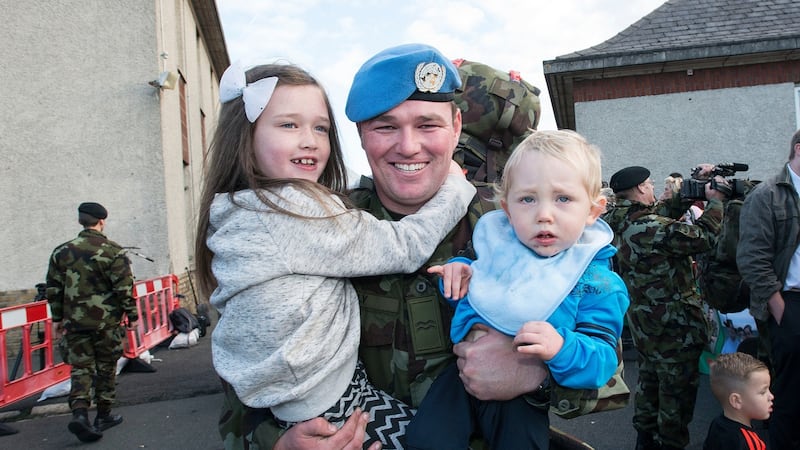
[679,163,750,200]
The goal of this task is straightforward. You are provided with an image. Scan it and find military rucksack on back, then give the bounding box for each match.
[452,59,541,184]
[695,182,758,313]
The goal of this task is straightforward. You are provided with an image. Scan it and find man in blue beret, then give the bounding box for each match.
[217,43,551,450]
[344,42,551,448]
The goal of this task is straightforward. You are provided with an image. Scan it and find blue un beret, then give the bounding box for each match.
[609,166,650,193]
[78,202,108,219]
[345,43,461,122]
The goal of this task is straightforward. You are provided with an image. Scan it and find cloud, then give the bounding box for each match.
[218,0,667,175]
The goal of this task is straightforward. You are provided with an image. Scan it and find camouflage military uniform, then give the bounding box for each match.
[603,196,723,450]
[349,179,485,407]
[46,228,137,413]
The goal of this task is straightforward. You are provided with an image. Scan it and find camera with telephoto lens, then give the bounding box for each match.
[679,163,750,200]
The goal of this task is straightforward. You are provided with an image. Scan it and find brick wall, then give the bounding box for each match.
[0,288,40,310]
[175,270,203,314]
[574,60,800,102]
[0,271,204,312]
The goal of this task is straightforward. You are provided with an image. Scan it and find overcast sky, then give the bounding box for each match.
[217,0,667,175]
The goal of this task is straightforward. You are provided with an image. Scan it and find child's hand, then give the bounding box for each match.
[427,262,472,300]
[513,321,564,360]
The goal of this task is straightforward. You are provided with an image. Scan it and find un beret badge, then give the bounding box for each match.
[415,62,445,93]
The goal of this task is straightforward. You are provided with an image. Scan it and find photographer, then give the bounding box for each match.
[603,165,727,450]
[658,172,706,224]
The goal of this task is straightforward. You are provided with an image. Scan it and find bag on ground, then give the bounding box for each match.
[169,307,199,334]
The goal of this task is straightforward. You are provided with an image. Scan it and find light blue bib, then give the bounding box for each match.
[467,209,614,335]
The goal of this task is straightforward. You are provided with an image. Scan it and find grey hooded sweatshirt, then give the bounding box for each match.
[208,175,475,422]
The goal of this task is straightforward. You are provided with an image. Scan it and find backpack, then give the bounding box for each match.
[695,181,757,313]
[169,307,200,334]
[452,59,541,184]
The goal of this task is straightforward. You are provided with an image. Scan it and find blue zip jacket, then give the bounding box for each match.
[446,211,630,389]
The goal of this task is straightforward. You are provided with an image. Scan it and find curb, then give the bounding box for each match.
[0,401,71,422]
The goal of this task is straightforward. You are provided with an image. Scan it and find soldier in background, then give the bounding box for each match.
[45,202,138,443]
[603,166,726,450]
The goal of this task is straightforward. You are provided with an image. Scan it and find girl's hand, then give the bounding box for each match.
[427,262,472,300]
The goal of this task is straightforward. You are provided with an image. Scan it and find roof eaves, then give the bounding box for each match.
[544,36,800,75]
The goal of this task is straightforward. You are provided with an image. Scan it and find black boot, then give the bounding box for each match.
[68,408,103,442]
[635,431,659,450]
[94,411,123,431]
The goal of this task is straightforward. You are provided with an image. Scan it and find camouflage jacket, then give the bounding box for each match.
[349,177,487,407]
[46,228,137,331]
[602,196,724,309]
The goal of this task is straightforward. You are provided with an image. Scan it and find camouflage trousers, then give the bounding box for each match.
[61,327,124,412]
[627,301,708,449]
[633,352,701,449]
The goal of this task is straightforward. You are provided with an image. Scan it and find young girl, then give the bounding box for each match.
[195,62,476,449]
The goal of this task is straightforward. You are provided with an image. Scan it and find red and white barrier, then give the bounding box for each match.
[0,274,182,408]
[123,274,181,359]
[0,301,68,408]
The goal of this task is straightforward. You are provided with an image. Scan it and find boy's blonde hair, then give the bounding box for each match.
[709,352,769,404]
[495,130,603,205]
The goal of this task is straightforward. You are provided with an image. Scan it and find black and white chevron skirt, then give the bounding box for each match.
[276,361,415,449]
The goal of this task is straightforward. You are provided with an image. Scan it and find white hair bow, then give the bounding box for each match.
[219,61,278,123]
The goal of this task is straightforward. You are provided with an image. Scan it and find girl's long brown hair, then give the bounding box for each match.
[194,64,348,299]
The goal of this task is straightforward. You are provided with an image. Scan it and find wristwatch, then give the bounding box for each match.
[523,376,552,409]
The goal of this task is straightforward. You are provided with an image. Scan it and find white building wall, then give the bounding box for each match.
[576,83,797,186]
[0,0,220,292]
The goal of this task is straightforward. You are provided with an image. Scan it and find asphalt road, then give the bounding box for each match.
[0,323,722,450]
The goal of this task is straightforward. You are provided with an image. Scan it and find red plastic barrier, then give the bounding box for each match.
[123,274,181,359]
[0,301,69,408]
[0,274,182,407]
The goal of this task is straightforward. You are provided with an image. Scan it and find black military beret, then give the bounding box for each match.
[609,166,650,193]
[78,202,108,219]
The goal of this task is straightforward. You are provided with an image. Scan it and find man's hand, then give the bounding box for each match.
[52,321,64,338]
[453,326,547,401]
[273,408,380,450]
[693,163,716,180]
[768,291,786,325]
[427,262,471,300]
[705,175,728,201]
